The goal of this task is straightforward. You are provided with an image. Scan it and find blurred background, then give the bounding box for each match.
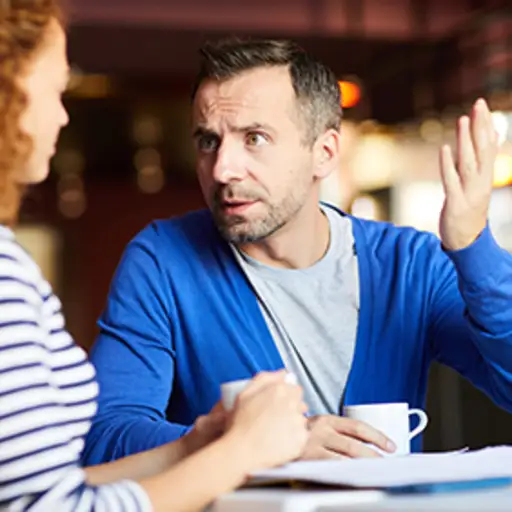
[17,0,512,452]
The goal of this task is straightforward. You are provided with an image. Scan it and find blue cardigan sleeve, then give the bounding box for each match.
[82,230,188,465]
[428,224,512,411]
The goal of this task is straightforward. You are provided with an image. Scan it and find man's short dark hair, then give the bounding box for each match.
[192,38,343,145]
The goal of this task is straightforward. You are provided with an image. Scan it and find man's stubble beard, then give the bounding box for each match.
[212,184,310,245]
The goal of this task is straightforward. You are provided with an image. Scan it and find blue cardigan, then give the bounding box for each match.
[83,208,512,464]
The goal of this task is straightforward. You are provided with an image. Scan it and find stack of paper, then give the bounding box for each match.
[249,446,512,489]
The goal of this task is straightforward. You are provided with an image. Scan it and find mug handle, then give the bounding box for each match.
[408,408,429,440]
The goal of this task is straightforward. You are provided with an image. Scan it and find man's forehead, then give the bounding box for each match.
[193,67,294,120]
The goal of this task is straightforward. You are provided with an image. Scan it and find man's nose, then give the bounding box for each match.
[212,143,247,183]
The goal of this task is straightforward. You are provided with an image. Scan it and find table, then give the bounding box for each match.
[320,485,512,511]
[210,489,385,512]
[212,485,512,511]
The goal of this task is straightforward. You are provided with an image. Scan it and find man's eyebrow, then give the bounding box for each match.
[192,127,217,139]
[233,122,274,133]
[193,123,273,138]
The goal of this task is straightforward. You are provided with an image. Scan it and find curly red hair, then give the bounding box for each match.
[0,0,63,225]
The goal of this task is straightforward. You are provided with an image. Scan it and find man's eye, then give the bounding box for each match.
[246,132,267,146]
[198,136,219,152]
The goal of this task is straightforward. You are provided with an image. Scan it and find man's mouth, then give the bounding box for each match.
[220,199,258,215]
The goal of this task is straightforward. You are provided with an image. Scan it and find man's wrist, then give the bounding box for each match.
[441,220,487,252]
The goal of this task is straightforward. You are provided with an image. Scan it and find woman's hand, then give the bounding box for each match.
[224,371,309,472]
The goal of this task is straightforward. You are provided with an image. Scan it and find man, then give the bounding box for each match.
[83,38,512,465]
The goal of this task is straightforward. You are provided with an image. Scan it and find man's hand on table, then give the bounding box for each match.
[300,414,396,459]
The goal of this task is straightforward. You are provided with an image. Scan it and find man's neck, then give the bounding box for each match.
[237,204,330,269]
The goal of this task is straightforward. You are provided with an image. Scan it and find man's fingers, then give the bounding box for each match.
[472,98,498,175]
[457,115,478,184]
[439,144,461,198]
[301,444,347,460]
[331,417,396,453]
[323,429,383,458]
[305,415,396,460]
[303,420,383,459]
[315,449,348,460]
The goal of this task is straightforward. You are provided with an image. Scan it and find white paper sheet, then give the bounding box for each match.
[250,446,512,488]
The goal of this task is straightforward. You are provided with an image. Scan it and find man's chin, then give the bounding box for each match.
[217,221,261,245]
[212,208,272,243]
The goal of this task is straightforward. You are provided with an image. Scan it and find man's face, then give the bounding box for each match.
[192,66,316,244]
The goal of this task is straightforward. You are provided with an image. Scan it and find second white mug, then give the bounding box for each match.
[343,402,428,456]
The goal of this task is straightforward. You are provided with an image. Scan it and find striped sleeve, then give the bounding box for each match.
[0,243,152,511]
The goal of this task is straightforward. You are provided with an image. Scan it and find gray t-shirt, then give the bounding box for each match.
[231,206,359,415]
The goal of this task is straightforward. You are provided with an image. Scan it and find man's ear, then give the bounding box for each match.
[312,129,341,179]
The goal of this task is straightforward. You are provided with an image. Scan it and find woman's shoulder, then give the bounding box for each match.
[0,226,49,302]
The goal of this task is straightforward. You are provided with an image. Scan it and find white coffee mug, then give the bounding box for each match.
[343,402,428,456]
[221,373,297,411]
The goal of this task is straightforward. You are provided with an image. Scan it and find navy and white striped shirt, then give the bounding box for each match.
[0,225,151,511]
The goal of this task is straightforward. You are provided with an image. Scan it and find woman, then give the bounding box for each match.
[0,2,309,510]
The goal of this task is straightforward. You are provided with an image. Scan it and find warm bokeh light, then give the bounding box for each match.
[491,111,509,146]
[350,195,380,220]
[338,80,361,108]
[493,154,512,188]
